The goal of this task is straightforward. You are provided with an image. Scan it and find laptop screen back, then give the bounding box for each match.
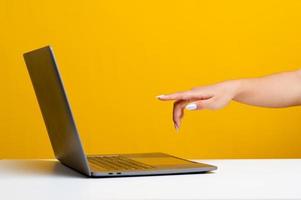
[23,46,90,175]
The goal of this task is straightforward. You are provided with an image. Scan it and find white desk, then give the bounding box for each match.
[0,159,300,199]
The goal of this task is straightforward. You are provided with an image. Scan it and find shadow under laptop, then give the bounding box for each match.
[1,160,85,178]
[1,160,215,179]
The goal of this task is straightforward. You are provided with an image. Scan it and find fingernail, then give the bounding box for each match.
[185,103,197,110]
[156,94,165,99]
[174,123,179,132]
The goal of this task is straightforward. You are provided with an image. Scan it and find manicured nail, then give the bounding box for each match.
[185,103,197,110]
[156,94,165,99]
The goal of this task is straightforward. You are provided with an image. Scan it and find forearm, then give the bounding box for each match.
[232,69,301,108]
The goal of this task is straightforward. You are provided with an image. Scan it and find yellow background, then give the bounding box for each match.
[1,0,301,159]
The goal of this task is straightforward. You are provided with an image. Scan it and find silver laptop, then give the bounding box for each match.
[23,46,217,177]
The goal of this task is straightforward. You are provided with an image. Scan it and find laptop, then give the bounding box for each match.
[23,46,217,177]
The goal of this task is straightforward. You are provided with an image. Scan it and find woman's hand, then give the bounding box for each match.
[157,69,301,131]
[157,80,241,130]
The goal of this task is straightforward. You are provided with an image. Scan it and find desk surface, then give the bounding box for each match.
[0,159,300,199]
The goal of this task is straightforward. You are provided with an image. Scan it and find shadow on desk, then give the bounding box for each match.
[1,160,215,179]
[0,160,85,178]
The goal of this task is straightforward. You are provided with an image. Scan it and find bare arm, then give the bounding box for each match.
[157,69,301,130]
[234,70,301,107]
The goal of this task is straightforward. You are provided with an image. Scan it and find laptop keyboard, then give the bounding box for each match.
[87,156,154,171]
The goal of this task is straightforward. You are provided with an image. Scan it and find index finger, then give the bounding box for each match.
[156,91,195,101]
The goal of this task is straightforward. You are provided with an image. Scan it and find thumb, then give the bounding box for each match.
[185,98,217,110]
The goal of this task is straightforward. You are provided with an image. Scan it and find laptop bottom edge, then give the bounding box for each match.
[90,167,217,177]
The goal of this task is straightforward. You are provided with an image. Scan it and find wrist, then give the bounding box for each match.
[225,79,245,100]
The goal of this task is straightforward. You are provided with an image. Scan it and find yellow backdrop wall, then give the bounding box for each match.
[1,0,301,159]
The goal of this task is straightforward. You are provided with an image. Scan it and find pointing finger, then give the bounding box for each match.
[157,91,197,101]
